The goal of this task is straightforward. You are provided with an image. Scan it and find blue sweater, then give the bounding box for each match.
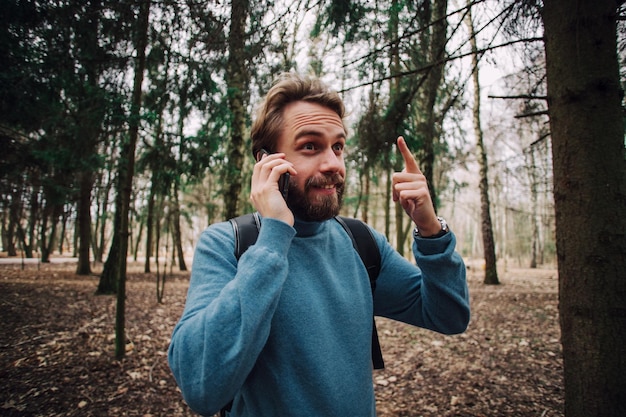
[168,216,470,416]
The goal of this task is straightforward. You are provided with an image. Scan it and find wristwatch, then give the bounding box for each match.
[414,216,449,238]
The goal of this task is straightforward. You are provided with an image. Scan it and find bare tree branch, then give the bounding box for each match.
[514,109,549,119]
[529,132,551,147]
[489,94,548,100]
[340,37,544,92]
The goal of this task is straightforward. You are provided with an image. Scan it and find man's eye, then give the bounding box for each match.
[333,143,344,152]
[303,143,315,150]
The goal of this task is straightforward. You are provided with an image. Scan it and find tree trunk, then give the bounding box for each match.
[39,203,51,263]
[155,208,166,303]
[25,186,39,259]
[144,179,155,273]
[389,0,406,255]
[58,207,69,255]
[144,69,168,272]
[133,214,143,261]
[174,83,188,272]
[172,183,187,271]
[92,169,111,264]
[363,166,370,224]
[384,164,392,240]
[113,0,150,360]
[73,0,104,275]
[542,1,626,416]
[6,188,21,256]
[419,0,448,211]
[98,193,121,294]
[527,146,540,269]
[466,2,499,285]
[10,189,30,258]
[97,0,150,356]
[76,170,93,274]
[394,148,406,255]
[41,202,62,263]
[223,0,249,219]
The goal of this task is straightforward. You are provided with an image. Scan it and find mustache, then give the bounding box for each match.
[305,173,345,188]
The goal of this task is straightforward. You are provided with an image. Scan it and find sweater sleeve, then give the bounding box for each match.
[372,230,470,335]
[167,218,296,416]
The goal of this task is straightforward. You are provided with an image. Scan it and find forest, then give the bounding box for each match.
[1,1,625,416]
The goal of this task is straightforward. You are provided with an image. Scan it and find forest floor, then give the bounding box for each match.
[0,258,563,417]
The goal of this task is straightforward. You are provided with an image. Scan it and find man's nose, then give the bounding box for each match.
[319,147,343,173]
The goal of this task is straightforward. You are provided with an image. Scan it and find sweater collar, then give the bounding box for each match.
[293,216,327,237]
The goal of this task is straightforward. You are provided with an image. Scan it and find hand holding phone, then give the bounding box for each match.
[251,149,295,225]
[257,149,290,200]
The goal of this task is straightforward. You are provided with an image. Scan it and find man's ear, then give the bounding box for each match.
[256,148,270,162]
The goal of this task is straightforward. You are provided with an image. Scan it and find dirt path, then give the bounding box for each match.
[0,262,562,416]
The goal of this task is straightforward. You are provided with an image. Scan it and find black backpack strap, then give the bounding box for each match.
[334,216,385,369]
[334,216,381,289]
[229,212,261,259]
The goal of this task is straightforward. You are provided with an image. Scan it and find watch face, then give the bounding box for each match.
[438,216,449,232]
[415,217,449,238]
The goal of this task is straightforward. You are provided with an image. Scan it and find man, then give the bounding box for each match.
[168,73,470,416]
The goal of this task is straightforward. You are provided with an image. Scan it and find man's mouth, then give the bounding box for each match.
[304,174,345,198]
[310,182,339,191]
[309,184,337,196]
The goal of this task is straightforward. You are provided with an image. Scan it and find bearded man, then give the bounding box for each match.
[168,73,470,417]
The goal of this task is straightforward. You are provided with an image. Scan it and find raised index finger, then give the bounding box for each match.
[397,136,421,174]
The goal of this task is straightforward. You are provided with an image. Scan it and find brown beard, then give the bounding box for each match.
[287,173,345,221]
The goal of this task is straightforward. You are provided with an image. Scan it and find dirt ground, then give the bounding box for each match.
[0,259,563,417]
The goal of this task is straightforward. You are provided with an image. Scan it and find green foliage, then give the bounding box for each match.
[354,90,394,169]
[0,0,559,268]
[312,0,371,42]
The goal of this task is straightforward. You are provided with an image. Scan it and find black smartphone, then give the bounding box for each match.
[257,148,290,200]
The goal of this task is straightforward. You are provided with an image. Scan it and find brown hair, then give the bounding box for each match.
[250,73,346,158]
